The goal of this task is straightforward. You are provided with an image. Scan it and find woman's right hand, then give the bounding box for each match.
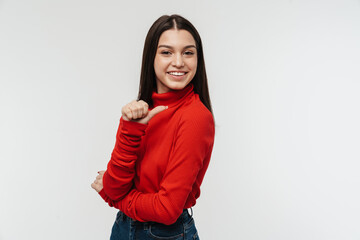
[121,100,168,124]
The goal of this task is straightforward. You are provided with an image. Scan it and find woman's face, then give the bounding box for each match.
[154,29,198,94]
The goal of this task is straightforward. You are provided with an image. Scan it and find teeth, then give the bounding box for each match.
[169,72,185,76]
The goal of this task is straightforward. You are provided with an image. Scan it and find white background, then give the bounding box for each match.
[1,0,360,239]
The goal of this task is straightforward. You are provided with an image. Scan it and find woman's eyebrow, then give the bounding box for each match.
[158,44,196,49]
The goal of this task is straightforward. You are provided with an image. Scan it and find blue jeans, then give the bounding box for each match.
[110,209,200,240]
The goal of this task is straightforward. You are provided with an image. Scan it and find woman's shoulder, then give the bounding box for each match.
[179,94,214,129]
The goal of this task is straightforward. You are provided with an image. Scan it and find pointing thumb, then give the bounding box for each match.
[137,105,168,124]
[147,106,168,121]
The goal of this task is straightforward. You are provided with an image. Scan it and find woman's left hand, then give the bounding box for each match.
[91,170,105,193]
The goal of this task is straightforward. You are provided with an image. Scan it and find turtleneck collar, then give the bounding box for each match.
[152,84,194,108]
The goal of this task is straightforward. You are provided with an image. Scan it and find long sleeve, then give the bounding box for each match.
[97,85,215,225]
[102,117,147,200]
[117,110,215,225]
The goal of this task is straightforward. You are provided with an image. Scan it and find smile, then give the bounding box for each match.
[167,71,187,76]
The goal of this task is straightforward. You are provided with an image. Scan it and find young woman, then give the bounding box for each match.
[91,14,215,240]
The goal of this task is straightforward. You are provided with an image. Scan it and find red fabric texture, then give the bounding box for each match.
[99,84,215,225]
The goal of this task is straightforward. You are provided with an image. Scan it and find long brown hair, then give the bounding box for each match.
[137,14,213,114]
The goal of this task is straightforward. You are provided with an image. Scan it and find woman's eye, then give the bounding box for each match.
[161,51,171,55]
[184,51,195,55]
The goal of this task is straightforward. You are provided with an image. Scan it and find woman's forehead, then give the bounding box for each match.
[158,29,196,47]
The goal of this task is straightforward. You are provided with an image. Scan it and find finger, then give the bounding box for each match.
[121,105,129,119]
[95,176,103,183]
[122,101,138,121]
[133,102,144,119]
[137,101,148,119]
[134,106,141,119]
[122,106,132,120]
[143,103,149,117]
[93,179,102,187]
[98,170,105,174]
[136,100,148,118]
[91,182,102,192]
[147,106,168,120]
[129,105,138,119]
[125,108,133,120]
[133,102,140,119]
[135,106,167,124]
[138,100,149,116]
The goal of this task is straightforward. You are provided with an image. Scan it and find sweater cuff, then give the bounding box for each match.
[120,117,147,136]
[98,189,108,201]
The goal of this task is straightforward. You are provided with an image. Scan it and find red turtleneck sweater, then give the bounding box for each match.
[99,84,215,225]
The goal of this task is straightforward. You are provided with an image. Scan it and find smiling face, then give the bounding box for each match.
[154,29,198,94]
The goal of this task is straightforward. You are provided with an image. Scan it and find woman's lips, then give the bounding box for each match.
[167,71,188,79]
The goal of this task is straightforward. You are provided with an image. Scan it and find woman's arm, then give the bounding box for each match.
[101,118,147,200]
[114,110,215,225]
[97,101,167,201]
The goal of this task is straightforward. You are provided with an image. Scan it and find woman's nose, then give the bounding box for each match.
[172,54,184,68]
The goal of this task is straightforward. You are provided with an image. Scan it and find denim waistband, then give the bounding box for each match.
[117,209,192,226]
